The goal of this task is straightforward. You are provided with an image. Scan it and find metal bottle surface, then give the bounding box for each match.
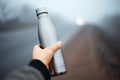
[36,7,67,76]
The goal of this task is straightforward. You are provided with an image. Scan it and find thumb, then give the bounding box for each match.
[46,41,62,53]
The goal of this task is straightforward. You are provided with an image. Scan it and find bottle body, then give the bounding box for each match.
[36,7,67,76]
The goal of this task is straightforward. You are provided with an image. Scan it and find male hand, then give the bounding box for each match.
[32,41,62,68]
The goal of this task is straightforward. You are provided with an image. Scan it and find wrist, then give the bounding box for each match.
[29,59,50,80]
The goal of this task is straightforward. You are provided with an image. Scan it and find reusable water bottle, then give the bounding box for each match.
[36,7,67,76]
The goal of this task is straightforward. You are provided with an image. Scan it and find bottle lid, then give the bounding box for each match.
[36,7,48,16]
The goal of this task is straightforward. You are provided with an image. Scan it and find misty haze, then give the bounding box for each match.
[0,0,120,80]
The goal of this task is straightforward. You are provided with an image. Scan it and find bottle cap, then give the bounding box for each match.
[36,7,48,16]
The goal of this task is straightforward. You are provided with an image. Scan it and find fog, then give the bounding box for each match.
[0,0,120,79]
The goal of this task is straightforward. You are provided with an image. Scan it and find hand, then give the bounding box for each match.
[32,41,62,68]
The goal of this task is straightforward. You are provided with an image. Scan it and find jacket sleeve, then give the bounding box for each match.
[3,60,50,80]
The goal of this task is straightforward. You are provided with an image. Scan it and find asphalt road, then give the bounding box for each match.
[52,26,105,80]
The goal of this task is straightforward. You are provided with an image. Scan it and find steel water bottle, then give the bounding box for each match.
[36,7,67,76]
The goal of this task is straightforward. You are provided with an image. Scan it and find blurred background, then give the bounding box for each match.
[0,0,120,80]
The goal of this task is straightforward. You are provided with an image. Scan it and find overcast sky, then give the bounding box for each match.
[0,0,120,24]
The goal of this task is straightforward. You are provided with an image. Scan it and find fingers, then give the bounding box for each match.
[46,41,62,53]
[34,45,42,50]
[34,41,62,53]
[34,44,44,50]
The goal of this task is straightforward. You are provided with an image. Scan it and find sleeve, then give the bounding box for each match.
[3,60,50,80]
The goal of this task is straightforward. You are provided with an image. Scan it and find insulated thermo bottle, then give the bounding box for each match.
[36,7,67,76]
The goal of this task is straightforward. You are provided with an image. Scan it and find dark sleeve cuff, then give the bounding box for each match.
[29,60,50,80]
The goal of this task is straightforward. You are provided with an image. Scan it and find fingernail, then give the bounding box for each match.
[58,41,62,46]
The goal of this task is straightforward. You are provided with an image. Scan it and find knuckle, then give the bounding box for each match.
[49,48,54,53]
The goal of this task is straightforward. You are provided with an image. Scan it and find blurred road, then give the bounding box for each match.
[52,25,104,80]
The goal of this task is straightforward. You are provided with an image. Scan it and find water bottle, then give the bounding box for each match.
[36,7,67,76]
